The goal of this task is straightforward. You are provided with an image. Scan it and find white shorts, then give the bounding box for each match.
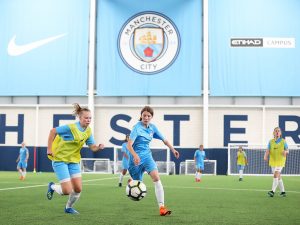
[271,167,283,173]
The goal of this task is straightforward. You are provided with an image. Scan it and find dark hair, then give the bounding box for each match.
[124,134,130,142]
[73,103,90,117]
[139,106,154,121]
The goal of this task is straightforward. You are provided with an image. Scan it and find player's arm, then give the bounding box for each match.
[25,149,29,162]
[89,144,104,152]
[86,134,104,152]
[47,128,57,156]
[127,139,140,165]
[163,139,179,159]
[283,141,289,157]
[16,155,20,163]
[123,152,129,159]
[244,152,248,165]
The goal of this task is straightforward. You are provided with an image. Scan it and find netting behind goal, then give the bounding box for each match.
[179,160,217,175]
[80,158,112,174]
[228,144,300,176]
[113,147,175,175]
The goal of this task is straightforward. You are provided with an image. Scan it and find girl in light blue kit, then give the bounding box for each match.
[127,106,180,216]
[118,134,131,187]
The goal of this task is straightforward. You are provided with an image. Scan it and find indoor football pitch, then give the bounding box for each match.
[0,172,299,225]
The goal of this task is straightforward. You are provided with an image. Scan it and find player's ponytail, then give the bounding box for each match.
[73,103,90,117]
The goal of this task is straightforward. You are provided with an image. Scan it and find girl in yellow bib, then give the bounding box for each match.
[264,127,288,197]
[46,103,104,214]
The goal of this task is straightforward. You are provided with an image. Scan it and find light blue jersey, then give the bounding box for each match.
[128,121,165,180]
[194,150,206,165]
[19,147,29,161]
[56,121,95,145]
[129,121,165,159]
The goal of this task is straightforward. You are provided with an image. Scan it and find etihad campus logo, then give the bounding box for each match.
[118,12,180,75]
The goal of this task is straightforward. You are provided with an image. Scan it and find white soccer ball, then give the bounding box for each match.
[126,180,147,201]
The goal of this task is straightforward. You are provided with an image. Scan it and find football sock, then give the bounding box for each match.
[154,180,164,207]
[239,170,243,178]
[272,178,279,192]
[66,191,81,208]
[119,173,124,184]
[51,184,64,195]
[278,179,285,192]
[195,172,198,179]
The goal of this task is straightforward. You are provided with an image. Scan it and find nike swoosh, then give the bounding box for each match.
[7,33,67,56]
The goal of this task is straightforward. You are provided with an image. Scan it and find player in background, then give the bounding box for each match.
[118,134,131,187]
[264,127,288,197]
[127,106,180,216]
[194,144,207,182]
[236,146,248,181]
[16,142,29,180]
[46,103,104,214]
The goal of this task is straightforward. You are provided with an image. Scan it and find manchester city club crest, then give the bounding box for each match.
[118,11,180,75]
[134,28,164,63]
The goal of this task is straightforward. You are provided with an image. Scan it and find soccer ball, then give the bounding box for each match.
[126,180,147,201]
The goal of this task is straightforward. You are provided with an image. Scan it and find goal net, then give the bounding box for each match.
[228,144,300,176]
[80,158,113,174]
[113,147,175,175]
[179,160,217,175]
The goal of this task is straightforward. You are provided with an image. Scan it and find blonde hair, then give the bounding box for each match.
[73,103,90,117]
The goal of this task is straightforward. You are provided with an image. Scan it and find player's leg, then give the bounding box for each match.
[47,162,71,200]
[146,158,171,216]
[22,162,28,180]
[17,162,23,180]
[238,165,244,181]
[64,163,82,214]
[268,167,280,197]
[277,171,286,197]
[119,158,129,187]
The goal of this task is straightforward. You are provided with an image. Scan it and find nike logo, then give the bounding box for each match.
[7,33,67,56]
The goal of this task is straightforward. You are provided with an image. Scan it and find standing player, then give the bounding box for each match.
[46,103,104,214]
[236,146,248,181]
[118,134,131,187]
[127,106,180,216]
[264,127,288,197]
[194,144,207,182]
[16,142,29,180]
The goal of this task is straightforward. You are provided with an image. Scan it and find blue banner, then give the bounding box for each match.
[0,0,89,96]
[209,0,300,96]
[97,0,202,96]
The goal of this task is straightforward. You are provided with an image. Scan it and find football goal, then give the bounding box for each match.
[228,144,300,176]
[80,158,112,174]
[113,146,175,175]
[179,160,217,175]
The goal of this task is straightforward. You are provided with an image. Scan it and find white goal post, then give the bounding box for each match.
[80,158,112,174]
[113,146,175,175]
[228,143,300,176]
[179,160,217,175]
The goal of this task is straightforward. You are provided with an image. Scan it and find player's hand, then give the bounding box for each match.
[263,156,267,161]
[133,155,140,165]
[98,144,104,151]
[47,149,53,156]
[173,150,180,159]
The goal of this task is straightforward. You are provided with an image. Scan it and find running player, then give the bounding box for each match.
[46,103,104,214]
[118,134,131,187]
[127,106,180,216]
